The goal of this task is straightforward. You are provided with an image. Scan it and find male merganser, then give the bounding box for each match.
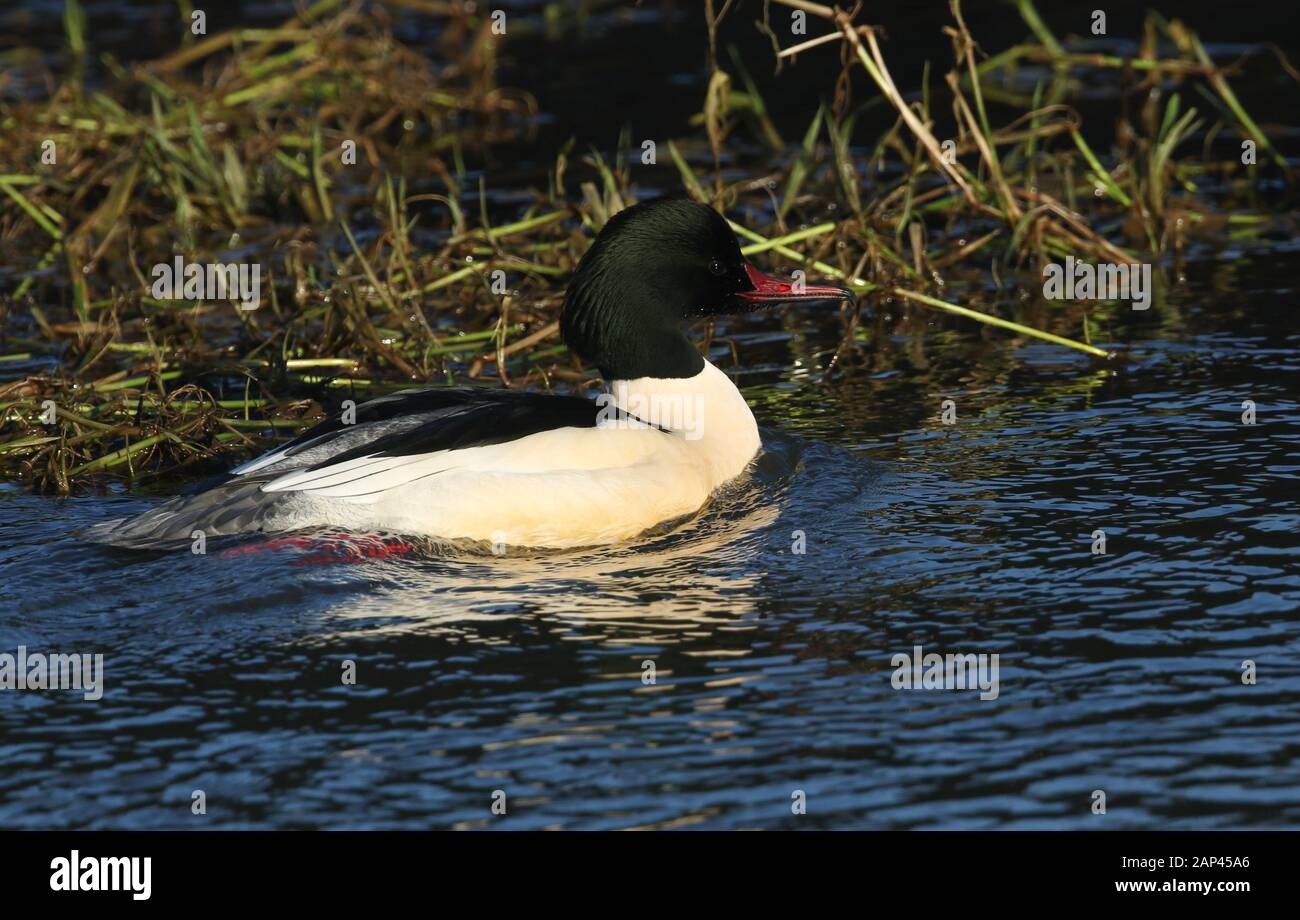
[87,199,852,549]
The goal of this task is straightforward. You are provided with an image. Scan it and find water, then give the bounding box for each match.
[3,241,1297,830]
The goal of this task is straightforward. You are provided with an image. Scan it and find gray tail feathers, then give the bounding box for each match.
[80,474,293,549]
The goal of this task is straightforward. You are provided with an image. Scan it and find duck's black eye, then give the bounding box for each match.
[708,258,727,277]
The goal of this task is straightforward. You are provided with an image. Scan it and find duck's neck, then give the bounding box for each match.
[607,360,761,483]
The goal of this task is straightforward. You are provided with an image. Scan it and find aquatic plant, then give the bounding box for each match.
[0,0,1290,491]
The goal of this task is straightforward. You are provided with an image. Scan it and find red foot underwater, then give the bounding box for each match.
[219,533,416,565]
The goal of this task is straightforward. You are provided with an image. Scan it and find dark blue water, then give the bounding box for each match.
[3,243,1297,829]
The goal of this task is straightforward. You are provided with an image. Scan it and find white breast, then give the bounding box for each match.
[283,360,762,547]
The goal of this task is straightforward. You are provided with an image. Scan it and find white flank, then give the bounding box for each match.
[247,360,761,546]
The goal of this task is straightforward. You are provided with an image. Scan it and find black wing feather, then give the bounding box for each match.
[248,384,663,477]
[301,391,603,468]
[274,387,595,462]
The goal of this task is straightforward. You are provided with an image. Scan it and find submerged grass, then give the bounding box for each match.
[0,0,1292,492]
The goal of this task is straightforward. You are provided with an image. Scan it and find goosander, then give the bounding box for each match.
[88,199,852,549]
